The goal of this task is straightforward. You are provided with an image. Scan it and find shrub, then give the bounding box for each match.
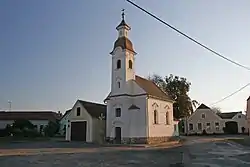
[202,129,207,135]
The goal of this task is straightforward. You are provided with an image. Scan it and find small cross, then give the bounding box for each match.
[122,9,125,20]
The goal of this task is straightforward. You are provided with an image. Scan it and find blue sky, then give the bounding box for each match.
[1,0,250,113]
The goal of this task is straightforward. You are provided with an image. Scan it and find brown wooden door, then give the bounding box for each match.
[115,127,121,144]
[71,121,87,141]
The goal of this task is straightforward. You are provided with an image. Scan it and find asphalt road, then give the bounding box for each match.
[183,136,250,166]
[0,136,250,167]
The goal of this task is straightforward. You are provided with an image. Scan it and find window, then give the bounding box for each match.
[189,123,193,131]
[117,82,120,88]
[215,122,219,131]
[197,123,202,130]
[115,108,121,117]
[77,107,81,116]
[153,110,158,124]
[117,60,121,69]
[201,113,205,119]
[128,60,133,69]
[165,112,169,125]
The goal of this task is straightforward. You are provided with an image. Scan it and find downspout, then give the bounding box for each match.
[146,95,149,141]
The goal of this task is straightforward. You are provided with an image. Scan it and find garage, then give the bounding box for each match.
[70,121,87,141]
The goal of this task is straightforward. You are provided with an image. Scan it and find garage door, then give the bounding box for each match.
[71,121,87,141]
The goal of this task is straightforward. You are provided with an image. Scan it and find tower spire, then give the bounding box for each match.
[122,9,125,20]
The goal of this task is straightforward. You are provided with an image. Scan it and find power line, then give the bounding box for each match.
[210,82,250,106]
[125,0,250,71]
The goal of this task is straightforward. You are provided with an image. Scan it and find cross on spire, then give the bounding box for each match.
[122,9,125,20]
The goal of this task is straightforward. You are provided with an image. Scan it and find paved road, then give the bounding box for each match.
[183,136,250,166]
[0,142,185,167]
[0,137,250,166]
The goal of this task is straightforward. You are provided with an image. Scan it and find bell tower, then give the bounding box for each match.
[110,10,137,94]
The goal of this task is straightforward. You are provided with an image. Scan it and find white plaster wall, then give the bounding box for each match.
[147,98,175,137]
[232,113,248,133]
[65,101,92,142]
[187,108,223,134]
[246,99,250,134]
[59,116,68,135]
[106,95,147,138]
[111,48,138,97]
[0,120,14,129]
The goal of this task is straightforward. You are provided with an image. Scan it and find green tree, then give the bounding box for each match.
[44,120,60,137]
[12,119,35,130]
[149,74,198,119]
[211,107,221,114]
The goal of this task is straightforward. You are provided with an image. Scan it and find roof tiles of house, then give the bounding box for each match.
[217,112,241,119]
[135,75,173,101]
[197,104,210,109]
[0,111,61,122]
[78,100,106,119]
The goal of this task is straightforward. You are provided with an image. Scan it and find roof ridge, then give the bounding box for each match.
[78,100,106,106]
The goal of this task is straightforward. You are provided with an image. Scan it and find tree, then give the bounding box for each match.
[44,120,60,137]
[12,119,35,130]
[149,74,197,119]
[211,107,221,114]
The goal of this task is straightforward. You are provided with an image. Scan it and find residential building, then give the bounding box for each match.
[65,100,106,143]
[104,12,176,144]
[59,109,71,136]
[0,111,61,133]
[187,104,247,135]
[246,96,250,134]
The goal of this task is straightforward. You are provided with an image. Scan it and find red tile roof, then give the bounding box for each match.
[135,75,173,101]
[0,111,61,122]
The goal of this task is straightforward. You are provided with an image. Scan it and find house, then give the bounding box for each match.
[65,100,106,143]
[104,11,176,144]
[0,111,61,132]
[246,96,250,134]
[187,104,247,135]
[59,109,71,136]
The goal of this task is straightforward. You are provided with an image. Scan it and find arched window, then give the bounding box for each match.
[117,82,120,88]
[129,60,133,69]
[165,112,169,125]
[117,60,121,69]
[154,110,158,124]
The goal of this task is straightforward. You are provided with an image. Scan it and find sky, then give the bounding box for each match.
[1,0,250,113]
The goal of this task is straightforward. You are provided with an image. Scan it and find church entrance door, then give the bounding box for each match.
[115,127,121,144]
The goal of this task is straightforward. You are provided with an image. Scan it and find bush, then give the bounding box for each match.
[44,121,60,137]
[202,129,207,135]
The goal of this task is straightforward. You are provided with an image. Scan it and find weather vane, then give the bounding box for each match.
[122,9,125,20]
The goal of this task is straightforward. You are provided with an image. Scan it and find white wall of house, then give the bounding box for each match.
[188,108,248,134]
[59,114,69,135]
[187,108,223,134]
[65,101,93,142]
[0,120,48,132]
[147,98,175,137]
[231,113,248,133]
[106,95,147,139]
[246,99,250,134]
